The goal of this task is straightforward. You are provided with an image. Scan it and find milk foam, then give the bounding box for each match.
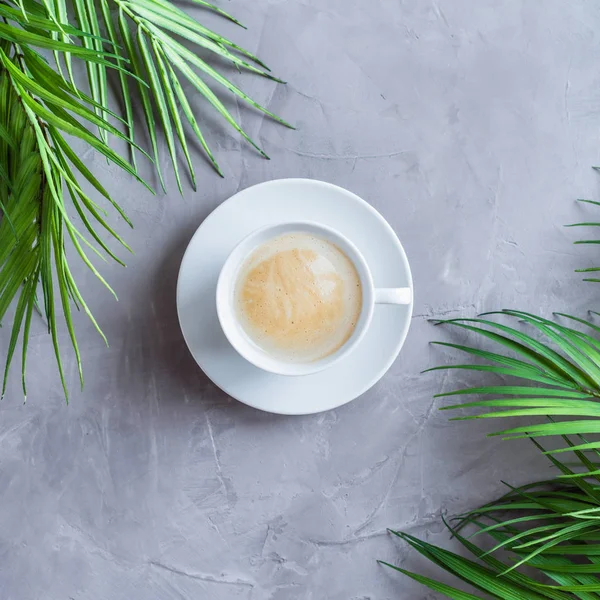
[234,233,363,363]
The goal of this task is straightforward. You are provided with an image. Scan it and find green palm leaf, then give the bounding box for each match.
[567,200,600,281]
[62,0,293,184]
[428,311,600,453]
[384,479,600,599]
[0,27,144,398]
[0,0,291,400]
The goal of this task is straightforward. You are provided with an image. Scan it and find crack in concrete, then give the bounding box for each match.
[205,413,227,495]
[149,560,255,588]
[281,148,410,161]
[306,530,388,548]
[353,397,436,536]
[412,303,478,319]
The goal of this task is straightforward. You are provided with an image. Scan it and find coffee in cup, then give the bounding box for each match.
[234,232,362,363]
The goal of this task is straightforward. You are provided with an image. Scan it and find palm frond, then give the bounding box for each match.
[384,303,600,596]
[59,0,293,189]
[384,476,600,599]
[0,0,291,399]
[425,311,600,455]
[0,37,148,399]
[567,200,600,281]
[385,283,600,596]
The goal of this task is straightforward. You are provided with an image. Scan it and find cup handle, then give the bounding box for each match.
[374,287,412,305]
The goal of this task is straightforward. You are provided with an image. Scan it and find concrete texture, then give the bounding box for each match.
[2,1,600,598]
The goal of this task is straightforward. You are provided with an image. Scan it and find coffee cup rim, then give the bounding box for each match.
[216,221,375,376]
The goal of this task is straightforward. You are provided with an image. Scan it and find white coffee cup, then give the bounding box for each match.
[216,222,412,376]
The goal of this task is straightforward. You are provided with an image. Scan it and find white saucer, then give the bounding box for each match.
[176,179,413,415]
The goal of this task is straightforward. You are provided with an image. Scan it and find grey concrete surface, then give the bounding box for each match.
[2,1,600,598]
